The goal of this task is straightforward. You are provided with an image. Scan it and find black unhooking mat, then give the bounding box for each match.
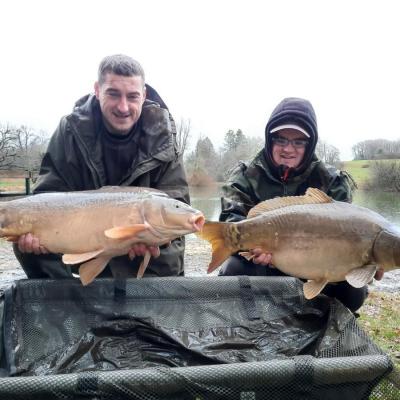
[0,276,398,399]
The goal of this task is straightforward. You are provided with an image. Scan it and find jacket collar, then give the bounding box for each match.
[254,150,321,184]
[67,94,176,168]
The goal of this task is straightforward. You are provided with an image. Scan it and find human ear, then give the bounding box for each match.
[94,82,100,99]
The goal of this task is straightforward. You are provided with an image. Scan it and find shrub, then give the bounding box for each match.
[369,161,400,191]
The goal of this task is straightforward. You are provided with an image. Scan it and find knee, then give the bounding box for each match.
[324,282,368,312]
[218,256,252,276]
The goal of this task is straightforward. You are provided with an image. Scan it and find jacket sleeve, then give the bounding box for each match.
[219,163,257,222]
[33,118,85,193]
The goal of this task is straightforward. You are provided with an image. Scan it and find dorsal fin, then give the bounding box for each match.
[247,188,333,218]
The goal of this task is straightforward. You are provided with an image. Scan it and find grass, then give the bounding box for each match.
[343,159,400,188]
[0,177,26,192]
[358,291,400,370]
[342,160,374,188]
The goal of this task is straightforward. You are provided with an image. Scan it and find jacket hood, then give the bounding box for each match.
[264,97,318,178]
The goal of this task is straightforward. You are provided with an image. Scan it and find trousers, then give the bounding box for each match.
[218,255,368,312]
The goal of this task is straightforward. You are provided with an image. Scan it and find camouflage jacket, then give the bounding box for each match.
[220,151,355,222]
[18,91,190,278]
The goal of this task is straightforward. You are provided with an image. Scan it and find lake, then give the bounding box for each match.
[189,185,400,292]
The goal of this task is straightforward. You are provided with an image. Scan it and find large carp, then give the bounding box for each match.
[0,187,205,285]
[197,188,400,299]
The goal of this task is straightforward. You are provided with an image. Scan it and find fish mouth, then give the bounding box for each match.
[191,214,205,232]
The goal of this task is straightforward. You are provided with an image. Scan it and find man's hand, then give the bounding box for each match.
[375,266,385,281]
[18,233,49,255]
[250,248,273,266]
[128,244,161,260]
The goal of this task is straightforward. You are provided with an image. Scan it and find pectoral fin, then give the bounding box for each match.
[62,249,105,264]
[345,265,377,288]
[79,256,110,286]
[105,224,148,239]
[303,279,328,299]
[137,251,151,279]
[238,251,255,261]
[2,236,19,242]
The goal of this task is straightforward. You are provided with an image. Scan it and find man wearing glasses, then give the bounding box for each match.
[218,97,383,312]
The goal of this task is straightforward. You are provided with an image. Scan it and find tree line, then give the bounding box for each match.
[181,124,342,185]
[183,129,264,185]
[6,119,400,187]
[352,139,400,160]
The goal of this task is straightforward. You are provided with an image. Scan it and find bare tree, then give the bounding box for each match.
[175,118,191,156]
[316,139,340,165]
[13,125,47,172]
[0,123,49,172]
[220,130,264,178]
[0,124,18,170]
[368,161,400,192]
[352,139,400,160]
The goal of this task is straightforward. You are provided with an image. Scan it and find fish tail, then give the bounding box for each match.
[196,221,233,273]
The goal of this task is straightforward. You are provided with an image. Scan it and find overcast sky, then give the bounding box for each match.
[1,0,399,161]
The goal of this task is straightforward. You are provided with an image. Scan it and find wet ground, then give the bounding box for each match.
[1,234,400,293]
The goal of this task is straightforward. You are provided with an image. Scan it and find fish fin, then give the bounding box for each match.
[0,221,33,237]
[345,265,377,288]
[137,251,151,278]
[2,236,19,242]
[78,256,110,286]
[196,221,233,273]
[247,188,333,218]
[104,224,148,239]
[238,251,255,261]
[62,249,105,264]
[303,279,328,299]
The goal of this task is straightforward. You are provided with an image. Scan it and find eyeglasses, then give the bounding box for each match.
[271,136,309,149]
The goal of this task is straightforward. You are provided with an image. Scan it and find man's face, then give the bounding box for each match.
[271,129,308,169]
[94,73,146,135]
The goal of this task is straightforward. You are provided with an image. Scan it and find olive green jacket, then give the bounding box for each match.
[15,94,190,279]
[220,151,355,223]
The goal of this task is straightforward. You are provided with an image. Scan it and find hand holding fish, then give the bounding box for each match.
[375,266,385,280]
[18,233,49,255]
[243,248,273,266]
[128,243,161,259]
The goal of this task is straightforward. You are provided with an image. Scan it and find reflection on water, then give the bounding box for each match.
[190,185,400,227]
[353,191,400,227]
[190,185,223,221]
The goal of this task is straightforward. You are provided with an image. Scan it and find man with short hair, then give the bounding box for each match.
[14,54,190,279]
[218,97,383,312]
